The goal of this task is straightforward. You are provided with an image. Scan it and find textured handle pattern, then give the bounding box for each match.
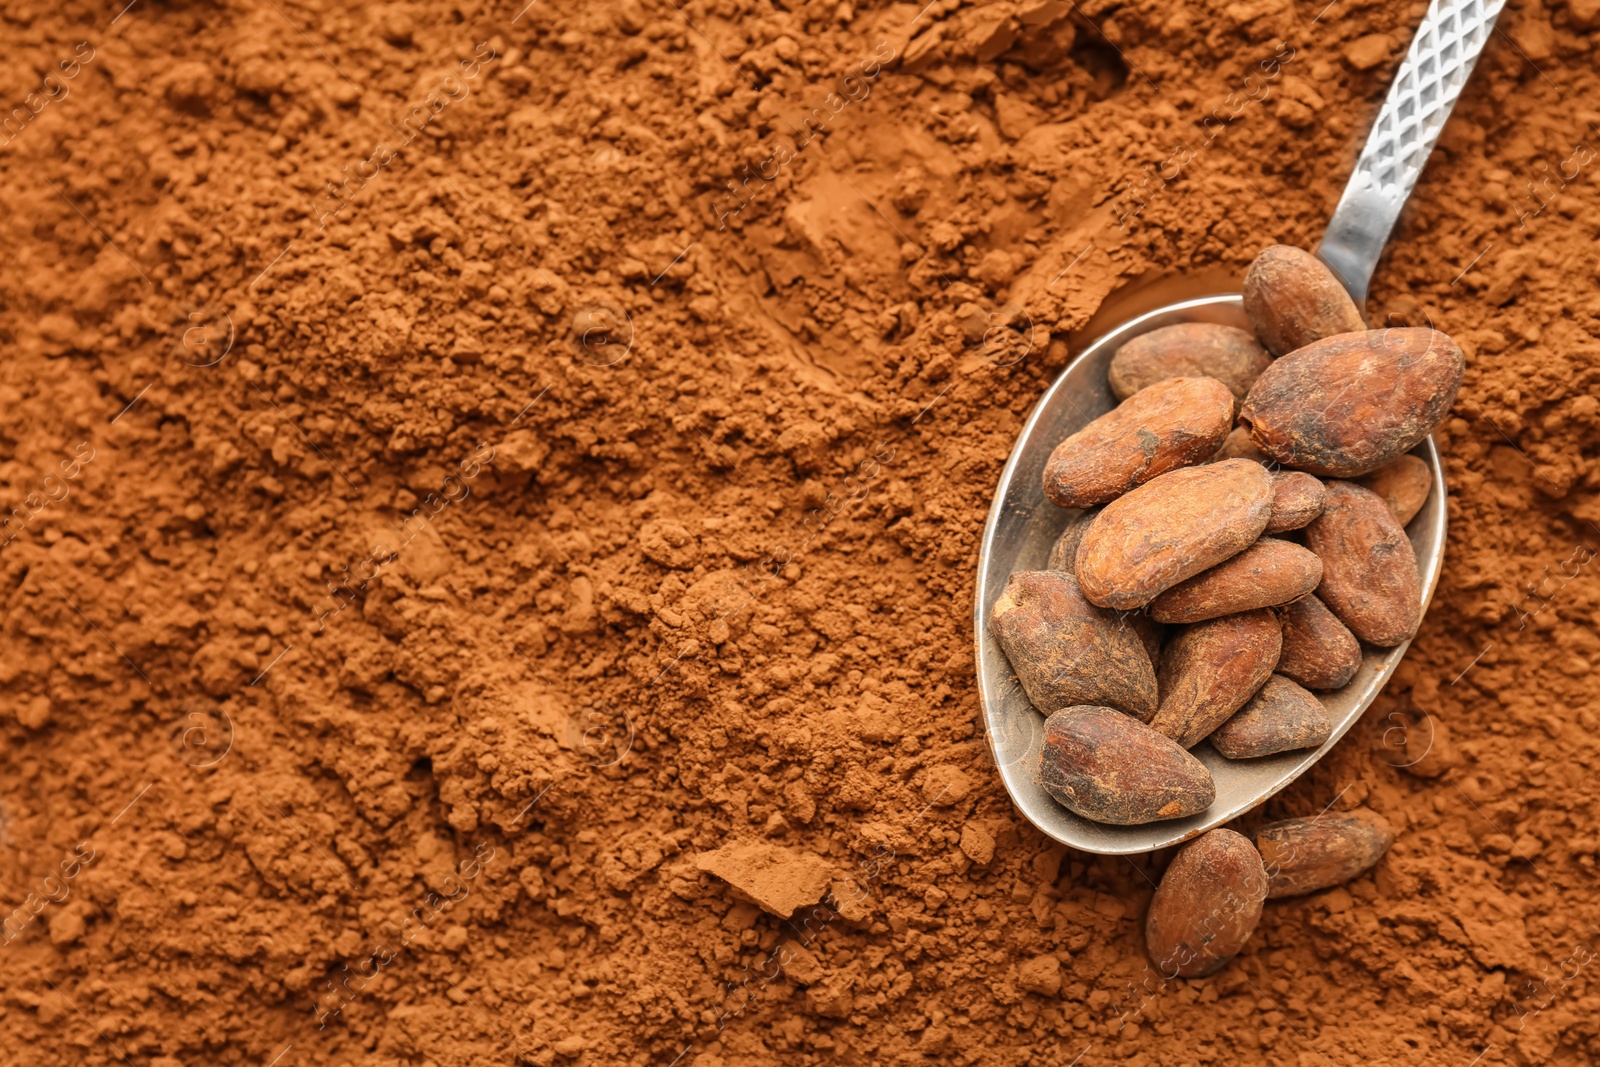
[1319,0,1506,304]
[1353,0,1505,194]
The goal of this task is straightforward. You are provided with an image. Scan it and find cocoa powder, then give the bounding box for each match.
[2,1,1599,1065]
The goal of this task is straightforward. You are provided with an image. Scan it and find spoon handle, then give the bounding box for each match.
[1318,0,1507,305]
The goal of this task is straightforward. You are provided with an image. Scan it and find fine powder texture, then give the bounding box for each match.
[2,1,1599,1065]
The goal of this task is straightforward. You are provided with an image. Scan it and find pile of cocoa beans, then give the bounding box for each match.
[985,247,1465,966]
[994,244,1462,824]
[992,245,1462,968]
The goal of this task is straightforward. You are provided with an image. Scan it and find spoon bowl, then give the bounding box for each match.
[973,294,1447,855]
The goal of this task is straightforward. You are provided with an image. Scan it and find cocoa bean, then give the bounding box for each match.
[1305,481,1422,647]
[1276,594,1362,690]
[1108,323,1272,402]
[1239,327,1464,478]
[1150,610,1281,748]
[991,571,1158,720]
[1043,377,1234,508]
[1357,453,1431,526]
[1242,244,1365,356]
[1148,539,1323,624]
[1075,459,1274,610]
[1212,426,1267,464]
[1207,675,1332,758]
[1265,471,1327,533]
[1038,706,1216,825]
[1144,828,1267,977]
[1255,808,1395,898]
[1046,508,1100,572]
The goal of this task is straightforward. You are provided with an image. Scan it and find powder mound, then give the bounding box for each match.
[694,842,835,918]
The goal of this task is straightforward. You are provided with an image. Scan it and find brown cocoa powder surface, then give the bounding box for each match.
[2,1,1599,1065]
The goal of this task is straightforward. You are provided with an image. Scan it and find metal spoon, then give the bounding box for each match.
[975,0,1505,856]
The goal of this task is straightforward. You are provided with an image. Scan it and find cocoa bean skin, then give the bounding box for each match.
[1357,454,1432,526]
[1265,471,1327,534]
[1145,828,1267,978]
[1075,459,1274,611]
[1276,594,1363,690]
[1038,706,1215,825]
[1150,610,1282,748]
[1212,425,1267,464]
[1239,327,1465,478]
[1130,612,1165,668]
[1149,538,1323,624]
[1108,323,1272,402]
[1255,808,1395,898]
[1242,244,1365,356]
[1043,377,1234,508]
[991,571,1158,720]
[1207,675,1332,758]
[1046,508,1100,572]
[1305,481,1422,647]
